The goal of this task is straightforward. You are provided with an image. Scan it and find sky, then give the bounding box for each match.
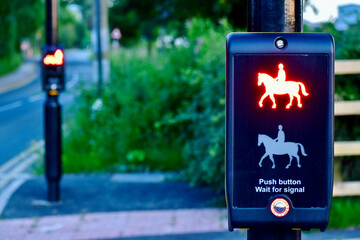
[304,0,360,22]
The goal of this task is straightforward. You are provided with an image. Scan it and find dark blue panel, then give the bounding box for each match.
[225,33,334,231]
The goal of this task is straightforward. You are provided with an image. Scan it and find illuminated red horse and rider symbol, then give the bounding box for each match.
[257,63,309,109]
[43,49,64,66]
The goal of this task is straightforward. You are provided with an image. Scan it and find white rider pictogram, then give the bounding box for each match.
[274,124,285,143]
[258,125,307,169]
[258,63,309,109]
[274,63,286,84]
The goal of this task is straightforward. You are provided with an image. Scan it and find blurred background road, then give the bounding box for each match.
[0,49,93,165]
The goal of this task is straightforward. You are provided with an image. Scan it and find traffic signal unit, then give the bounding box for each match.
[225,33,334,231]
[42,45,65,92]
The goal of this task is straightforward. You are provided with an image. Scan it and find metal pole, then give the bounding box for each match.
[248,228,301,240]
[46,0,58,45]
[96,0,103,97]
[45,92,62,201]
[247,0,303,238]
[248,0,303,32]
[45,0,62,202]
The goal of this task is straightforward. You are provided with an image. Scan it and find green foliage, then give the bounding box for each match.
[0,53,23,77]
[0,0,42,76]
[329,24,360,182]
[60,24,77,48]
[0,2,18,58]
[109,0,313,47]
[0,0,43,58]
[306,18,360,183]
[63,19,233,179]
[109,0,161,47]
[13,0,44,48]
[63,44,187,172]
[321,21,360,59]
[109,0,247,48]
[59,3,90,48]
[329,197,360,229]
[169,19,231,190]
[320,17,360,229]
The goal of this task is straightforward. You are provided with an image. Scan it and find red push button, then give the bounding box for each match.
[270,198,290,217]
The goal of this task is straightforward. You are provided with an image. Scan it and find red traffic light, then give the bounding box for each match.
[43,49,64,66]
[257,63,309,109]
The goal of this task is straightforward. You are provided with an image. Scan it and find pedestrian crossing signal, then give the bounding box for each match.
[42,45,65,91]
[43,49,64,66]
[226,33,334,231]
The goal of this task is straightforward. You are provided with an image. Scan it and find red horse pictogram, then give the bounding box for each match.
[43,49,64,66]
[257,64,309,109]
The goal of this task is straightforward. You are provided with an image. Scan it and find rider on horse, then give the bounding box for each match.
[274,63,286,84]
[275,124,285,144]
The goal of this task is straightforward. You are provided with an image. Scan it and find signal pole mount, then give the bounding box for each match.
[247,1,303,239]
[95,0,103,97]
[43,0,63,202]
[46,0,58,44]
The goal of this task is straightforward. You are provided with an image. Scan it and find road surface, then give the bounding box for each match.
[0,49,94,166]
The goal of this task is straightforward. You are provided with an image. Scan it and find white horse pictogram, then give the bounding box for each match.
[257,134,307,169]
[257,73,309,109]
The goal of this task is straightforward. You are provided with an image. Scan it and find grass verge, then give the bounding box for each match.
[328,196,360,229]
[0,54,23,77]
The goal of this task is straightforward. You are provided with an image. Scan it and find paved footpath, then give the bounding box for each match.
[0,174,233,240]
[0,174,359,240]
[0,209,231,240]
[2,209,360,240]
[0,60,38,94]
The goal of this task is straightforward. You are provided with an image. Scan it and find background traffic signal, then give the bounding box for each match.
[42,45,65,92]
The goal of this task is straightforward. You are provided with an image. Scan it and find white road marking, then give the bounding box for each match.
[0,153,39,189]
[0,141,43,174]
[110,173,174,183]
[66,73,78,89]
[0,173,31,216]
[0,101,22,113]
[40,223,64,233]
[0,141,43,216]
[331,239,360,240]
[28,94,44,103]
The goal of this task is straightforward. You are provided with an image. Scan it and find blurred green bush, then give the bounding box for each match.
[0,53,22,77]
[329,196,360,229]
[64,19,233,178]
[320,22,360,181]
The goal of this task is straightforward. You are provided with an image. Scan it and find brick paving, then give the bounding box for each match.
[0,208,228,240]
[3,209,360,240]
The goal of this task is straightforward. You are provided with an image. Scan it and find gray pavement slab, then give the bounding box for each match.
[108,231,246,240]
[1,210,359,240]
[107,229,360,240]
[0,173,360,239]
[106,229,360,240]
[2,174,219,219]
